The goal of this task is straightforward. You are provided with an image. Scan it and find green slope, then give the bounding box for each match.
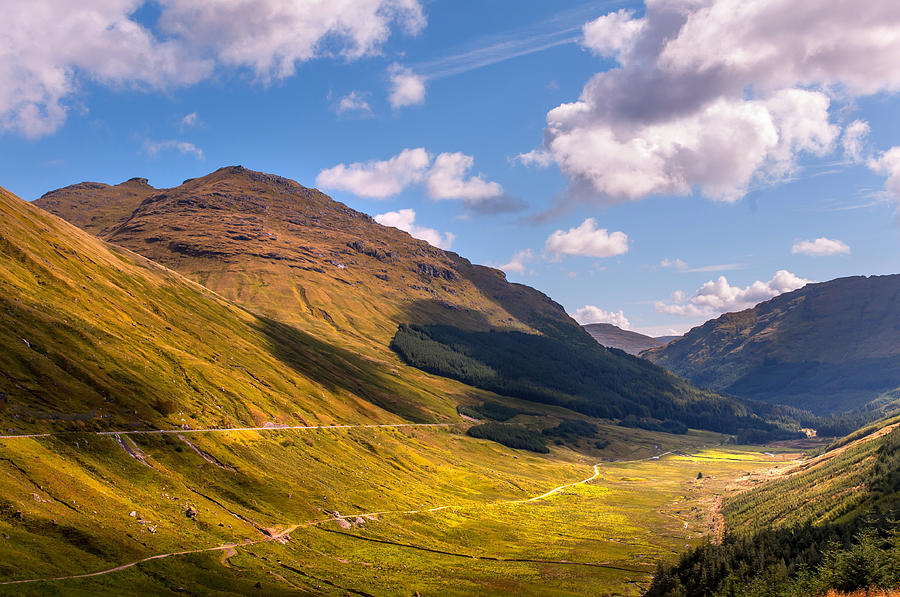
[0,183,474,431]
[648,416,900,596]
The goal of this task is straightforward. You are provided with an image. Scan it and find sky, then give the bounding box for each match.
[3,0,900,336]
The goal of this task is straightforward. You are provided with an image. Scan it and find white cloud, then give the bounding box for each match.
[373,208,454,249]
[161,0,425,79]
[316,148,430,198]
[661,258,687,271]
[425,152,503,201]
[581,9,644,60]
[526,0,900,204]
[515,149,553,168]
[545,218,628,258]
[868,146,900,200]
[842,120,870,163]
[334,91,372,117]
[791,237,850,256]
[572,305,631,329]
[499,249,534,276]
[656,270,811,318]
[2,0,424,137]
[388,63,426,108]
[317,148,505,205]
[180,112,199,128]
[685,263,747,273]
[144,139,204,159]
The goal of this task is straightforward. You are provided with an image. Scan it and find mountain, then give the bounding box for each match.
[34,166,779,434]
[643,275,900,415]
[583,323,677,355]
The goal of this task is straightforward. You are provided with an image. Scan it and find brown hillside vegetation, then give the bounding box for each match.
[37,166,575,352]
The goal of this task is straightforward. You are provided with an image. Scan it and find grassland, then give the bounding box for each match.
[0,423,791,595]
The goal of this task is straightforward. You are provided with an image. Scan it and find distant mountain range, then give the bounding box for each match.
[643,275,900,415]
[583,323,678,355]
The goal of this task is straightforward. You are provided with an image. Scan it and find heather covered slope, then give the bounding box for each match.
[643,275,900,415]
[35,166,785,435]
[584,323,676,355]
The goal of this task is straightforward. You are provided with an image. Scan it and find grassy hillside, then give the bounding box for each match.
[643,275,900,416]
[647,417,900,596]
[0,182,486,430]
[34,166,790,436]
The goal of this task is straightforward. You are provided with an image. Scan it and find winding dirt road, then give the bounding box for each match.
[0,459,612,587]
[0,422,451,441]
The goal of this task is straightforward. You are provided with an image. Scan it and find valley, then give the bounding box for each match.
[1,169,896,596]
[0,422,793,595]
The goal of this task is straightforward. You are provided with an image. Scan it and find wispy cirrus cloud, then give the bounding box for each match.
[385,1,626,107]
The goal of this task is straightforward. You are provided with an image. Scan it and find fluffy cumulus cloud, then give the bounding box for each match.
[387,64,426,108]
[656,270,811,318]
[581,9,645,60]
[2,0,424,136]
[499,249,534,276]
[571,305,631,329]
[522,0,900,203]
[792,237,850,257]
[316,148,430,198]
[425,152,503,201]
[373,208,454,249]
[545,218,628,259]
[317,148,515,211]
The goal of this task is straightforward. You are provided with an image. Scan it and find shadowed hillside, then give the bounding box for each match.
[643,275,900,415]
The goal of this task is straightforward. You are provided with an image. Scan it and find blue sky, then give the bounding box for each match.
[3,0,900,335]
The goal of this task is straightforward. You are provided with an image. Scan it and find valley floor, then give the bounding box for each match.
[0,424,795,596]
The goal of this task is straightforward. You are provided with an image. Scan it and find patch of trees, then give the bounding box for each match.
[456,401,525,422]
[618,415,688,435]
[648,521,900,597]
[466,422,549,453]
[391,323,796,437]
[543,419,597,438]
